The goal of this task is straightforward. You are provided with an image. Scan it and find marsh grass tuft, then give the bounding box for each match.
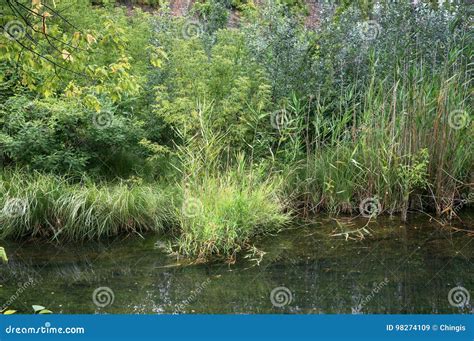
[173,123,291,260]
[176,166,290,261]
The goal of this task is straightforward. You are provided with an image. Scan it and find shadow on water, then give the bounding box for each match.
[1,211,473,314]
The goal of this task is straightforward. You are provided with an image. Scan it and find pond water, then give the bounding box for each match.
[1,212,473,314]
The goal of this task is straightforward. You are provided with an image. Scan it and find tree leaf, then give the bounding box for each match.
[73,31,81,41]
[61,50,73,62]
[86,34,97,45]
[32,0,42,9]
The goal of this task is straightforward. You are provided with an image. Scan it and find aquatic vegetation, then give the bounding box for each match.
[168,121,291,259]
[0,169,288,259]
[1,305,52,315]
[32,305,53,314]
[176,169,290,260]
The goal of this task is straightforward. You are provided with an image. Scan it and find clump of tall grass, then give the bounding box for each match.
[173,122,290,260]
[280,58,471,220]
[176,167,289,261]
[0,172,173,240]
[270,3,472,220]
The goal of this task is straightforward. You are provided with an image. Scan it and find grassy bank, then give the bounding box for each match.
[0,171,290,260]
[0,173,173,240]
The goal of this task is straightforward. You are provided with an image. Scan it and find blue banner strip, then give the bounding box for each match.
[1,315,472,340]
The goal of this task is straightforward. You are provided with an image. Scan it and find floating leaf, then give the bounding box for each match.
[32,305,45,313]
[39,309,53,314]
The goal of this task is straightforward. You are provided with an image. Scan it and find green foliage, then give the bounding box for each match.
[0,1,150,106]
[267,1,472,217]
[0,96,144,176]
[397,149,430,195]
[152,27,272,152]
[193,0,230,33]
[0,172,174,240]
[242,2,312,100]
[0,0,472,260]
[168,120,290,259]
[175,148,290,260]
[0,1,163,176]
[176,170,289,260]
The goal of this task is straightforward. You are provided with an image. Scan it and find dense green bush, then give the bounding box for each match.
[0,1,164,177]
[242,3,313,100]
[0,96,145,176]
[152,26,272,155]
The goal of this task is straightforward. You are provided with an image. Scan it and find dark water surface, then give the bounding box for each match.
[1,213,473,314]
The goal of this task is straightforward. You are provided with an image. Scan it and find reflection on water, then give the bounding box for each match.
[1,212,473,314]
